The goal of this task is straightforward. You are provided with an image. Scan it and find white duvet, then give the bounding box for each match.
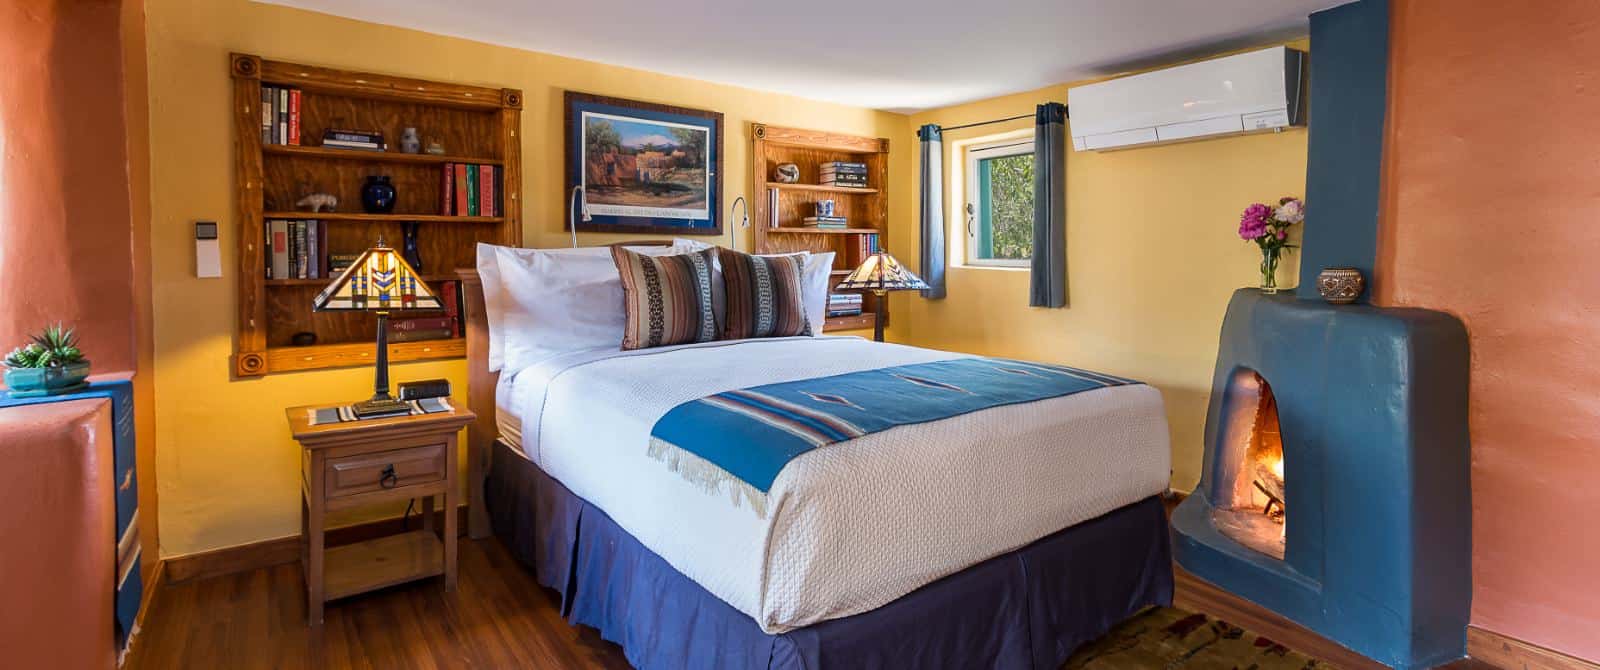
[498,336,1171,634]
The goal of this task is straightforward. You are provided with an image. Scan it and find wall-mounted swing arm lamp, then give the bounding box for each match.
[568,185,593,248]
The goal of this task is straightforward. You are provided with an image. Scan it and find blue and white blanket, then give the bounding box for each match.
[649,356,1138,516]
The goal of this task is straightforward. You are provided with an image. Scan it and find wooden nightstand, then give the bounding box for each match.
[286,401,475,625]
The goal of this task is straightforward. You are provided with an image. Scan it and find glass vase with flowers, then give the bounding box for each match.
[1238,197,1304,294]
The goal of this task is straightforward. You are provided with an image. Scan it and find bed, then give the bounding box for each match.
[456,244,1175,669]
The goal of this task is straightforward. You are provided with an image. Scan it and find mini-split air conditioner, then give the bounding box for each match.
[1068,46,1307,151]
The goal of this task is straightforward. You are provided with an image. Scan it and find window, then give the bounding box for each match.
[964,138,1035,267]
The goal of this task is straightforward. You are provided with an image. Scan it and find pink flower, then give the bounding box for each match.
[1276,230,1287,240]
[1238,203,1272,240]
[1274,199,1305,224]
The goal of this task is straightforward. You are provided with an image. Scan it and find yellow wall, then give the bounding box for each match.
[889,42,1310,491]
[144,0,909,558]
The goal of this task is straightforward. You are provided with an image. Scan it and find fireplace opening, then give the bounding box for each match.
[1210,369,1287,560]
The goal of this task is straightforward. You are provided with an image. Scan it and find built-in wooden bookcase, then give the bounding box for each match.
[229,54,521,377]
[750,124,889,332]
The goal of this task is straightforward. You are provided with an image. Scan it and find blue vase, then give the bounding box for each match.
[361,175,397,214]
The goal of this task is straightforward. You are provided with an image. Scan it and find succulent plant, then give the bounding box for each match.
[4,324,86,369]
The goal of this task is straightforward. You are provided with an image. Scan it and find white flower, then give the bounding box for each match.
[1274,199,1304,224]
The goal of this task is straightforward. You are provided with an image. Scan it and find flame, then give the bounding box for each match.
[1270,457,1284,480]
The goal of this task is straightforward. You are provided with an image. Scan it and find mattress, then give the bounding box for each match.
[494,336,1171,634]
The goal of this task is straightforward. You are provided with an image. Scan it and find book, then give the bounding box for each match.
[328,253,361,275]
[321,140,384,151]
[466,165,479,216]
[441,163,454,215]
[324,129,384,144]
[390,316,455,332]
[305,219,319,279]
[454,165,469,216]
[277,88,289,146]
[479,165,494,217]
[260,86,273,143]
[287,90,301,146]
[294,221,308,278]
[440,280,462,336]
[387,327,455,343]
[269,220,289,280]
[802,216,848,226]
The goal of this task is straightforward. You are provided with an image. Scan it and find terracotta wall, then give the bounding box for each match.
[0,0,137,373]
[1377,0,1600,661]
[0,0,158,589]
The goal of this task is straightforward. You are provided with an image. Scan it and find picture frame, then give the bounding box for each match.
[565,91,724,235]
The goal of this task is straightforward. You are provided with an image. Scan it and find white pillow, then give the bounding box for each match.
[477,241,704,372]
[793,252,835,334]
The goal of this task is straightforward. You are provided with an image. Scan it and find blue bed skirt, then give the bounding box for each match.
[486,440,1173,670]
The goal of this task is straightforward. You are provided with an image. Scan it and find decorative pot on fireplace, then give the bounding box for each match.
[1316,267,1365,304]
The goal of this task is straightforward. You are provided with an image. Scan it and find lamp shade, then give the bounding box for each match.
[312,241,442,311]
[834,251,929,293]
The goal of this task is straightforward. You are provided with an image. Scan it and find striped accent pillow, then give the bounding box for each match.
[719,248,813,340]
[611,246,720,350]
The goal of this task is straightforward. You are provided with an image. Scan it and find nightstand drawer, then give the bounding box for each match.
[324,444,445,498]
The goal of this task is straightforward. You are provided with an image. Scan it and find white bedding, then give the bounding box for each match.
[496,336,1171,634]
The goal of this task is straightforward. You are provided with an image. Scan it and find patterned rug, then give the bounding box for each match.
[1064,607,1325,669]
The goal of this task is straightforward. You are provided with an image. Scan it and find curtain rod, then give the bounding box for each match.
[934,104,1067,133]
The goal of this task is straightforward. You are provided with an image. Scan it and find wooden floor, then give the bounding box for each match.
[127,537,631,670]
[129,535,1501,670]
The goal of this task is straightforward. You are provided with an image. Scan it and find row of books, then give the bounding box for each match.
[392,280,465,340]
[850,233,881,267]
[801,215,849,229]
[441,163,502,217]
[827,293,864,318]
[259,221,392,281]
[820,161,869,188]
[261,86,302,146]
[265,220,327,279]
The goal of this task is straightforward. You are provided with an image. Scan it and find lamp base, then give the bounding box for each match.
[351,397,412,419]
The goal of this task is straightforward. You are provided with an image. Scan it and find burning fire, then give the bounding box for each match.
[1271,457,1284,480]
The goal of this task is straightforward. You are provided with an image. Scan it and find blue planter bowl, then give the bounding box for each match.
[4,360,91,397]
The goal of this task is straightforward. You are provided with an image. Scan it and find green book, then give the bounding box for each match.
[466,164,479,216]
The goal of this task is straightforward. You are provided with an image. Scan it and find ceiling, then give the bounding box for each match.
[257,0,1347,113]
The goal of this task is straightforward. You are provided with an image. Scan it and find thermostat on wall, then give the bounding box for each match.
[195,221,221,278]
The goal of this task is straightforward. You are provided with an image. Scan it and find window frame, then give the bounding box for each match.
[963,136,1036,268]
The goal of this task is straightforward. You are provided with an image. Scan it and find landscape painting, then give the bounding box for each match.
[566,92,723,235]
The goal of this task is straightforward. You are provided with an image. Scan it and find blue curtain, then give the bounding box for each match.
[917,124,946,299]
[1030,103,1068,307]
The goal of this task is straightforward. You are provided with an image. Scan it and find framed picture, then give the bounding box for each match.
[565,92,724,235]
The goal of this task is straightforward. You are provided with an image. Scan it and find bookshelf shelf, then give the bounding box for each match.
[232,53,521,377]
[769,183,879,194]
[263,144,504,166]
[262,211,503,224]
[751,124,888,334]
[265,274,459,287]
[768,226,882,235]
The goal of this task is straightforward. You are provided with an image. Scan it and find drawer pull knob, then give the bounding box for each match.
[379,465,398,489]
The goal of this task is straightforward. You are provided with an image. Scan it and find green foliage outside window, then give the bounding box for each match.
[985,154,1034,260]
